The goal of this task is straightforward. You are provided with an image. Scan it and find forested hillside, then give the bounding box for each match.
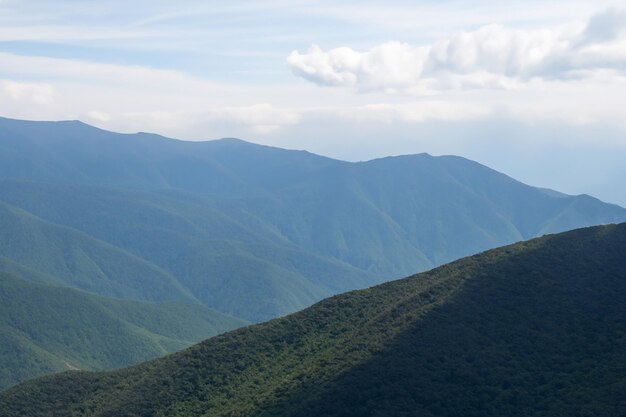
[2,223,624,416]
[0,272,245,389]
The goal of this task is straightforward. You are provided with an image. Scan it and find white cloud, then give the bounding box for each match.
[580,6,626,43]
[84,105,303,139]
[209,104,302,134]
[86,110,111,122]
[0,52,228,94]
[0,5,625,142]
[0,52,308,136]
[327,101,493,125]
[288,7,626,94]
[287,43,433,94]
[0,79,54,104]
[119,104,303,136]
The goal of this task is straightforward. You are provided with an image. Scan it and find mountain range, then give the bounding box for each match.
[1,116,625,389]
[2,223,624,416]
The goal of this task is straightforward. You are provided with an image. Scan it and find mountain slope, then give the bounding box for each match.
[2,117,625,274]
[0,181,380,321]
[0,199,195,302]
[0,272,246,390]
[256,153,626,271]
[2,223,625,416]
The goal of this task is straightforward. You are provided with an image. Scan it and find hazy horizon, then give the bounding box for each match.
[1,0,625,205]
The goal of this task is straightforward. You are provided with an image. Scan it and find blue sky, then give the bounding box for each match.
[1,0,625,205]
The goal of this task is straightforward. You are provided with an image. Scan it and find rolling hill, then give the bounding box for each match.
[2,223,624,416]
[0,272,245,390]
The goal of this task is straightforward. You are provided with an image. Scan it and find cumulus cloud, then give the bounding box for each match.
[580,6,626,44]
[288,7,626,94]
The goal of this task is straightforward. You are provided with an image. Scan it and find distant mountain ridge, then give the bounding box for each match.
[2,223,624,416]
[1,115,625,318]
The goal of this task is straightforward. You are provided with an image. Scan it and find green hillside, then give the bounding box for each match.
[0,272,246,390]
[2,223,624,416]
[0,184,378,321]
[0,199,195,302]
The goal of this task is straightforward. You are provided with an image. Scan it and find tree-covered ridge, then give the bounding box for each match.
[2,223,624,416]
[0,273,246,390]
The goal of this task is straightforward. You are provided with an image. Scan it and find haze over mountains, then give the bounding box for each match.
[3,223,625,416]
[1,116,626,389]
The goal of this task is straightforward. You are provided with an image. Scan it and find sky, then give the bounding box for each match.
[1,0,625,206]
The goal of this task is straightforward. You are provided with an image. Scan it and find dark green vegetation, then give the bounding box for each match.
[2,223,624,416]
[0,272,245,389]
[1,116,626,390]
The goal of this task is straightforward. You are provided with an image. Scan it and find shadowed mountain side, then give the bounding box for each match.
[2,223,624,416]
[0,273,246,390]
[254,225,626,417]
